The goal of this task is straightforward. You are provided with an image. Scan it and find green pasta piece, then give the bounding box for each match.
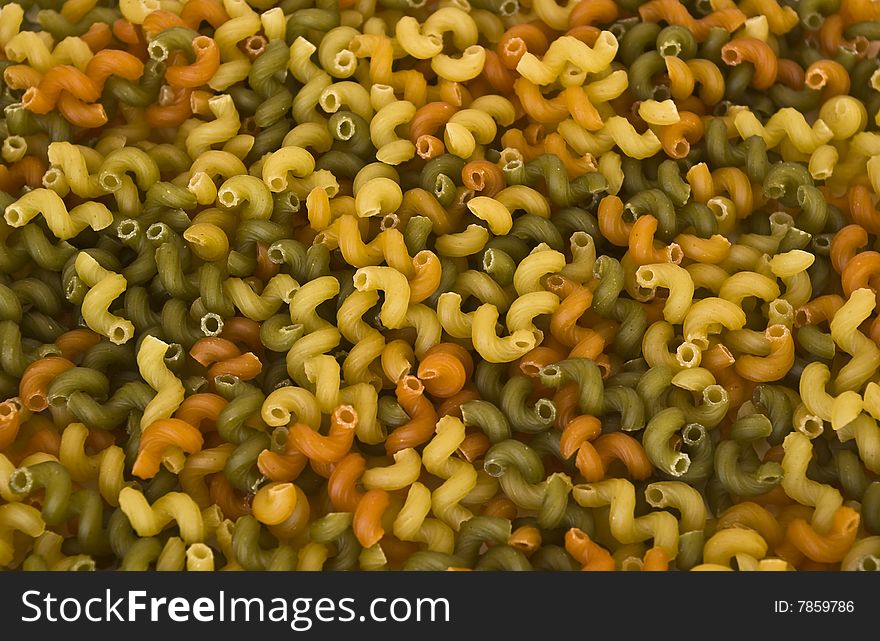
[9,461,73,526]
[460,399,513,444]
[500,376,556,434]
[539,359,604,417]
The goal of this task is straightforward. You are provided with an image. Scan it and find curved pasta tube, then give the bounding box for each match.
[734,108,833,154]
[361,448,422,491]
[137,335,186,430]
[573,479,679,559]
[516,32,618,85]
[781,432,843,535]
[682,297,747,349]
[472,304,537,363]
[422,416,478,530]
[46,142,105,197]
[132,419,205,480]
[393,482,455,554]
[186,94,241,159]
[223,274,299,321]
[352,267,411,329]
[0,503,45,567]
[261,146,316,192]
[74,253,134,345]
[467,196,513,235]
[635,264,695,324]
[58,423,127,507]
[4,188,112,239]
[118,487,205,544]
[829,289,880,393]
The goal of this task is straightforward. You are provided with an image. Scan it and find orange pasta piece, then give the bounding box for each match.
[642,547,670,571]
[508,525,542,555]
[418,343,473,398]
[328,452,366,513]
[22,66,100,113]
[408,250,442,304]
[145,86,193,128]
[288,405,358,465]
[639,0,748,40]
[174,393,227,432]
[132,418,205,479]
[385,375,438,454]
[628,215,684,266]
[19,357,75,412]
[830,225,868,273]
[721,38,779,89]
[481,495,518,520]
[166,36,220,88]
[85,49,145,93]
[209,473,250,519]
[786,507,860,563]
[56,93,108,128]
[54,329,101,361]
[353,489,389,548]
[462,160,505,197]
[0,399,23,452]
[565,528,616,571]
[598,195,632,247]
[841,251,880,296]
[659,111,705,159]
[0,156,48,193]
[498,23,550,70]
[848,184,880,233]
[257,435,308,483]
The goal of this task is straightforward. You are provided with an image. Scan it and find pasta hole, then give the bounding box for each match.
[672,140,689,158]
[721,48,741,65]
[671,454,690,476]
[541,365,559,378]
[337,407,356,425]
[858,555,880,572]
[218,189,237,207]
[110,326,129,344]
[514,339,532,349]
[498,0,518,16]
[334,50,356,74]
[658,41,681,58]
[682,424,704,445]
[651,85,671,101]
[767,324,787,340]
[535,401,555,422]
[244,35,266,57]
[704,386,726,405]
[520,362,541,377]
[571,232,591,248]
[484,461,505,477]
[267,246,285,263]
[644,487,665,506]
[334,116,354,140]
[9,468,32,494]
[5,207,21,225]
[201,314,223,336]
[802,12,823,30]
[380,213,399,231]
[193,36,212,54]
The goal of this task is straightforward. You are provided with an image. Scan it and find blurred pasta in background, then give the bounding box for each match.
[1,0,880,572]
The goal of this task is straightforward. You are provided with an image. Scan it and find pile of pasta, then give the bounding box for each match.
[1,0,880,572]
